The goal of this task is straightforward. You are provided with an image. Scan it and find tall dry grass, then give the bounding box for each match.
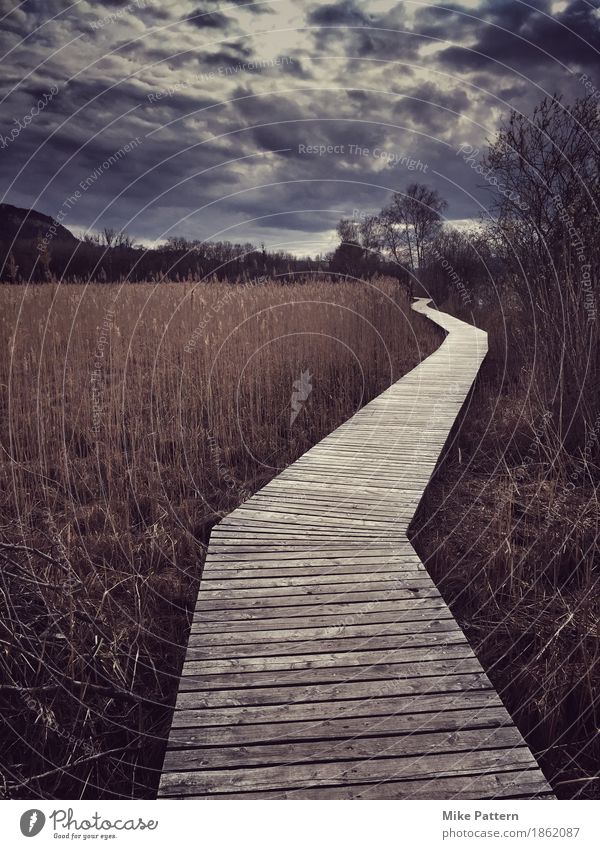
[0,276,439,799]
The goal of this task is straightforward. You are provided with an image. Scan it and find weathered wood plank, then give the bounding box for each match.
[201,564,427,583]
[194,593,442,619]
[191,604,450,632]
[170,770,552,800]
[204,548,424,560]
[179,654,483,691]
[196,577,435,600]
[185,629,466,662]
[166,705,514,751]
[160,748,538,796]
[171,688,501,729]
[194,586,442,612]
[181,645,478,682]
[162,726,524,773]
[176,668,490,704]
[197,571,433,592]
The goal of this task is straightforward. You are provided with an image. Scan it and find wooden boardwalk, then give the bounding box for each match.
[158,299,552,799]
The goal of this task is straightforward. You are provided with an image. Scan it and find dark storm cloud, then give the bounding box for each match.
[435,0,600,74]
[13,0,73,19]
[410,82,470,115]
[226,0,275,13]
[135,6,173,24]
[277,57,314,79]
[229,84,399,160]
[186,6,231,30]
[202,43,254,66]
[392,83,470,137]
[307,0,375,51]
[58,78,132,111]
[228,183,388,233]
[308,1,372,26]
[309,1,421,63]
[132,47,195,68]
[351,28,422,62]
[414,3,472,37]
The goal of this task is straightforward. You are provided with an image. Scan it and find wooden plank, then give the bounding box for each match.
[205,549,421,560]
[162,726,524,772]
[179,654,483,691]
[203,556,425,574]
[171,689,500,729]
[159,749,538,796]
[158,298,553,800]
[191,603,451,631]
[201,564,426,582]
[167,704,513,751]
[216,510,414,528]
[185,629,467,662]
[176,669,490,704]
[176,770,552,800]
[181,644,477,678]
[194,587,442,612]
[205,543,414,555]
[188,618,460,650]
[195,577,435,600]
[263,478,425,495]
[197,572,433,592]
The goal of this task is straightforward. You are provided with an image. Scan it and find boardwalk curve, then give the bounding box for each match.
[158,298,552,799]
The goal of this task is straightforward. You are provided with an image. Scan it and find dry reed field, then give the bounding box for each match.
[0,276,440,799]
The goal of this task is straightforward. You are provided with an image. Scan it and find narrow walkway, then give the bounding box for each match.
[158,299,552,799]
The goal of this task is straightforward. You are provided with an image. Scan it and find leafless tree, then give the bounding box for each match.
[114,231,134,249]
[6,251,18,283]
[421,226,495,304]
[483,94,600,443]
[483,95,600,296]
[102,227,116,248]
[381,183,448,272]
[330,219,364,276]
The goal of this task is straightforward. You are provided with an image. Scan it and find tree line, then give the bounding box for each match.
[0,226,324,284]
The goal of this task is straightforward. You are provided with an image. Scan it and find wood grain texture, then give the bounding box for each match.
[158,299,553,800]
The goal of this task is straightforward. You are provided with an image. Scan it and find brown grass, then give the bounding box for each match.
[0,276,439,799]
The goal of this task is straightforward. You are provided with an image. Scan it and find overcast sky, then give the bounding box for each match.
[1,0,599,253]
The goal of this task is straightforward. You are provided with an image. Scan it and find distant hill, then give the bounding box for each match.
[0,203,79,245]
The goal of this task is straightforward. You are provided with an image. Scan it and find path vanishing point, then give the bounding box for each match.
[158,298,553,800]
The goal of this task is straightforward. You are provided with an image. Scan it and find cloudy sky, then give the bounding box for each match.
[1,0,599,253]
